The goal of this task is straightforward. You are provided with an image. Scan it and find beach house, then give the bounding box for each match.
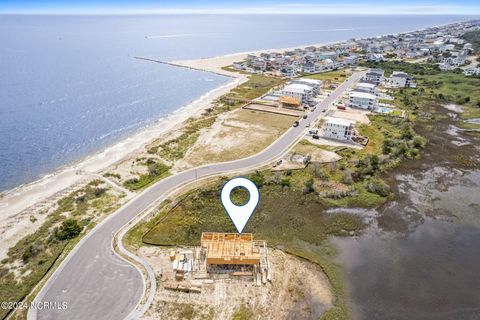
[366,53,385,62]
[389,71,415,88]
[354,82,377,94]
[343,55,358,65]
[464,66,480,76]
[291,79,323,95]
[349,91,377,110]
[322,117,355,141]
[281,83,314,104]
[363,69,384,85]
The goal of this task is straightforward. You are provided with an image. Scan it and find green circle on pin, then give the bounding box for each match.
[221,177,259,233]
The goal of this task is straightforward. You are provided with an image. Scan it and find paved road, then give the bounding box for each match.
[31,71,364,320]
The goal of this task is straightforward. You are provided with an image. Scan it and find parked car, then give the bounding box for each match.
[293,121,299,127]
[312,134,320,139]
[309,129,318,135]
[306,122,311,127]
[303,114,308,119]
[322,109,326,113]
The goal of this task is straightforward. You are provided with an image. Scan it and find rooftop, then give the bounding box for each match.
[349,91,377,100]
[283,83,313,93]
[294,78,323,85]
[356,82,376,89]
[324,116,353,127]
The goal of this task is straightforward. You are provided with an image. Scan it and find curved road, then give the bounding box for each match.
[30,71,363,320]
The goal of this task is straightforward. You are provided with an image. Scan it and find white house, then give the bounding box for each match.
[291,79,323,94]
[281,83,314,103]
[389,71,416,88]
[343,55,358,65]
[355,82,377,94]
[302,62,316,73]
[366,53,385,62]
[464,66,480,76]
[349,91,377,110]
[322,117,355,141]
[364,69,384,85]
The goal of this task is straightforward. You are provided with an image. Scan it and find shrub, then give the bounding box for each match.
[22,245,37,262]
[249,171,265,188]
[304,178,315,194]
[401,124,414,140]
[342,170,354,185]
[364,178,390,197]
[93,187,107,197]
[313,164,328,181]
[412,136,426,149]
[55,219,82,240]
[280,178,291,188]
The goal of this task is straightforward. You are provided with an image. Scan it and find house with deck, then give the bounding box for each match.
[322,117,355,141]
[389,71,416,88]
[363,69,385,85]
[354,82,377,94]
[281,83,314,104]
[349,91,377,110]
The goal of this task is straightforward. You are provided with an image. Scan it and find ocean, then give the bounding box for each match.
[0,14,476,191]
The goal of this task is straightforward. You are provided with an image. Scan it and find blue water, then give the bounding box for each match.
[0,14,477,191]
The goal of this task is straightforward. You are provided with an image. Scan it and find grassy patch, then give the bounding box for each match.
[361,60,440,76]
[185,109,293,166]
[303,69,352,84]
[362,61,480,120]
[221,74,285,106]
[148,117,217,161]
[123,159,170,191]
[231,305,254,320]
[462,30,480,52]
[0,180,121,319]
[142,176,365,247]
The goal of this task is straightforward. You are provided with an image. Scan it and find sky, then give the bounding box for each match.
[1,0,480,15]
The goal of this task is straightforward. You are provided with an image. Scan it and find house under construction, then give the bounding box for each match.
[199,232,270,284]
[169,232,270,287]
[201,232,260,266]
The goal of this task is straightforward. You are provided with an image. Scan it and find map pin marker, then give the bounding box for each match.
[221,177,260,233]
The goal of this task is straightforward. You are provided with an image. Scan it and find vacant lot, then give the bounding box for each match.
[180,109,294,168]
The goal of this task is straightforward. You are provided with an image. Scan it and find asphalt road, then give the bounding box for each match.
[31,71,364,320]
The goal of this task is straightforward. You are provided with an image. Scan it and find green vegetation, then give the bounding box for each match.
[55,219,82,241]
[303,69,352,84]
[103,172,121,179]
[123,158,170,191]
[148,117,216,161]
[361,60,440,76]
[221,74,285,106]
[415,73,480,120]
[462,30,480,52]
[363,61,480,124]
[0,180,121,319]
[231,305,254,320]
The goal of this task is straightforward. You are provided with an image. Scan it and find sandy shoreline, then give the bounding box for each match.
[0,63,247,259]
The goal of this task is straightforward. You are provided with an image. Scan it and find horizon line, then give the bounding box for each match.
[2,12,480,16]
